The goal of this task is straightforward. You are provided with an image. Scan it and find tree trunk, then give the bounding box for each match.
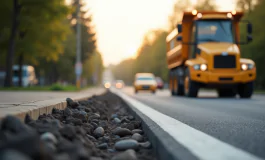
[4,0,20,87]
[18,53,23,87]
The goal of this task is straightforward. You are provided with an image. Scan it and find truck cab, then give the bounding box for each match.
[166,10,256,98]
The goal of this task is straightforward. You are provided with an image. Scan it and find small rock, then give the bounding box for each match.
[113,128,132,137]
[91,119,99,124]
[80,110,87,116]
[0,132,42,158]
[91,122,98,129]
[98,136,109,143]
[43,142,56,153]
[97,143,108,149]
[132,121,141,129]
[111,149,137,160]
[89,113,100,120]
[85,108,92,113]
[0,149,31,160]
[73,113,86,122]
[87,134,97,142]
[128,115,134,120]
[111,114,118,119]
[64,107,72,116]
[24,114,33,124]
[40,132,58,144]
[90,157,103,160]
[94,127,104,138]
[54,153,71,160]
[72,118,83,126]
[121,123,134,131]
[139,141,151,149]
[66,97,73,104]
[69,101,79,108]
[60,125,76,140]
[132,129,143,135]
[131,133,144,142]
[115,135,121,139]
[114,139,139,151]
[1,115,32,134]
[52,108,60,114]
[114,118,121,124]
[99,121,108,130]
[75,126,87,136]
[107,149,116,153]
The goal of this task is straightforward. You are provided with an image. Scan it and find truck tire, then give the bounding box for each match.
[238,82,254,98]
[217,89,236,98]
[176,78,184,96]
[170,71,176,96]
[184,68,199,97]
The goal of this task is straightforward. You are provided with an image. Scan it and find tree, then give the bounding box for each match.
[168,0,191,30]
[239,0,265,89]
[71,0,96,63]
[195,0,217,11]
[236,0,257,13]
[1,0,71,87]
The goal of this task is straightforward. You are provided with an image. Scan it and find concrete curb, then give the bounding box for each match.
[0,88,106,122]
[111,89,198,160]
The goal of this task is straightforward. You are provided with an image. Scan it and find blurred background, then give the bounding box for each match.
[0,0,264,91]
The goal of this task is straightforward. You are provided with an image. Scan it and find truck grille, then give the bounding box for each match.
[214,55,236,68]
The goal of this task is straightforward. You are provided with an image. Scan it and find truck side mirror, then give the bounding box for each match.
[177,24,182,33]
[247,35,253,43]
[247,23,252,34]
[176,35,182,41]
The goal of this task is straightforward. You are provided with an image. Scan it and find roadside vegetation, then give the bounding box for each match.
[111,0,265,91]
[0,0,103,88]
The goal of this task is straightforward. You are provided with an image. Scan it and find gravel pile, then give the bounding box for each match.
[0,91,156,160]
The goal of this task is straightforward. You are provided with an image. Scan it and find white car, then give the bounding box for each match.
[12,65,38,87]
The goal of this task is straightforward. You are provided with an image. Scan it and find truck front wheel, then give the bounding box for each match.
[184,68,199,97]
[238,82,254,98]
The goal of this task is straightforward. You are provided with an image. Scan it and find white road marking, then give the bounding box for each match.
[111,88,262,160]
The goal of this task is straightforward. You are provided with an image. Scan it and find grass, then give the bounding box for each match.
[254,90,265,94]
[0,83,90,92]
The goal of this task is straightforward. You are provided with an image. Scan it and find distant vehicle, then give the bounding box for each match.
[166,10,255,98]
[12,65,38,87]
[155,77,164,89]
[103,81,111,89]
[115,80,125,89]
[134,73,157,94]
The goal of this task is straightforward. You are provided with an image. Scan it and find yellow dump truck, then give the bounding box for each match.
[166,10,256,98]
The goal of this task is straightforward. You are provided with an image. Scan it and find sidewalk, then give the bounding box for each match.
[0,87,106,121]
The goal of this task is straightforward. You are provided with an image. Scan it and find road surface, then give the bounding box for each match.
[121,87,265,159]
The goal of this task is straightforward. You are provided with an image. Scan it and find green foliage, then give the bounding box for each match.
[195,0,217,11]
[82,51,104,85]
[0,0,100,87]
[240,0,265,89]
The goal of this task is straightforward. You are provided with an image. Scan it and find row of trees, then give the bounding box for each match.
[111,0,265,90]
[0,0,103,87]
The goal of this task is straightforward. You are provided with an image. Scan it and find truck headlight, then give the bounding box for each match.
[241,63,254,71]
[200,64,207,71]
[193,64,207,71]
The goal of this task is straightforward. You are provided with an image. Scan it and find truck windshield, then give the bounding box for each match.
[196,20,234,44]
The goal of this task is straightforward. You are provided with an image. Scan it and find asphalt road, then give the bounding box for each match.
[122,87,265,159]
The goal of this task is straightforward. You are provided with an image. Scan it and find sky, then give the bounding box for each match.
[85,0,237,66]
